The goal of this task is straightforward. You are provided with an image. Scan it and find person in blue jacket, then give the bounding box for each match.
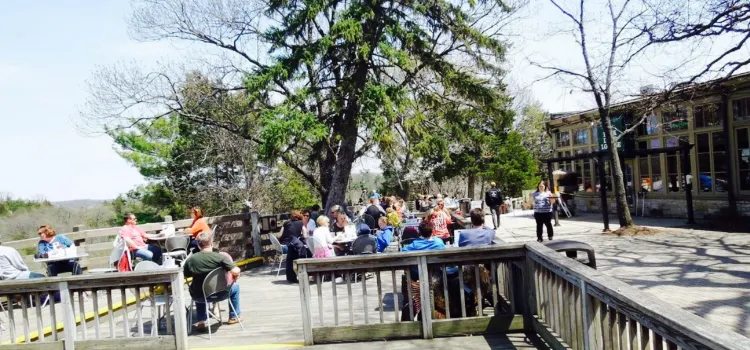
[376,217,394,252]
[37,225,82,276]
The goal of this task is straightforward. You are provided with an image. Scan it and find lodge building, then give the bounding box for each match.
[547,73,750,220]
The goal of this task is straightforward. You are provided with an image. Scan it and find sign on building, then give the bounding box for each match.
[596,114,633,152]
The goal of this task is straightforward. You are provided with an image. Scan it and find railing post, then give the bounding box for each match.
[298,264,314,345]
[417,256,433,339]
[250,211,262,259]
[60,282,76,350]
[523,253,538,331]
[581,281,599,350]
[170,271,189,350]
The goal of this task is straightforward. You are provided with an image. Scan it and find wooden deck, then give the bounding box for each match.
[186,267,545,350]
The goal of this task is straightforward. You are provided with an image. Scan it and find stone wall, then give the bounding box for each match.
[573,195,750,219]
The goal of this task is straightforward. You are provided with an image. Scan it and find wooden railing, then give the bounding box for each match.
[4,211,261,272]
[295,243,528,345]
[526,242,750,350]
[0,269,188,350]
[296,242,750,349]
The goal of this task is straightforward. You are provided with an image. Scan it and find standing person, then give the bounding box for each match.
[278,211,305,253]
[484,181,503,229]
[184,207,211,252]
[183,232,242,330]
[37,225,82,276]
[119,213,163,264]
[371,189,381,200]
[531,182,556,243]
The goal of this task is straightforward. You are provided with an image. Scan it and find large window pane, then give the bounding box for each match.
[650,139,662,149]
[645,114,659,135]
[697,133,710,153]
[663,106,689,132]
[734,98,750,121]
[556,131,571,148]
[713,132,726,152]
[715,173,729,192]
[695,104,721,128]
[650,156,662,192]
[737,128,750,191]
[573,129,589,145]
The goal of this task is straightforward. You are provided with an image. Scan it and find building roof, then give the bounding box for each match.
[548,71,750,125]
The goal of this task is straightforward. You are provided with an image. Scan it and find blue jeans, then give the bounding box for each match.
[194,283,241,321]
[281,245,288,254]
[47,260,82,276]
[28,272,45,279]
[135,244,163,265]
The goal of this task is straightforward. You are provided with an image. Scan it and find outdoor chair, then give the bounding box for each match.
[163,235,191,263]
[361,214,377,230]
[268,234,286,278]
[133,261,172,335]
[89,240,128,274]
[351,235,377,255]
[187,267,245,339]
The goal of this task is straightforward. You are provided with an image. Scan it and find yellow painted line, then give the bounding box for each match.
[192,344,304,350]
[4,256,264,344]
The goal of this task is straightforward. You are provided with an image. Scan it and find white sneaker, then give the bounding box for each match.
[335,277,344,284]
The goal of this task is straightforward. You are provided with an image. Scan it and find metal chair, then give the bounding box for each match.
[352,235,377,255]
[163,235,191,262]
[187,267,245,339]
[132,261,172,335]
[268,234,286,278]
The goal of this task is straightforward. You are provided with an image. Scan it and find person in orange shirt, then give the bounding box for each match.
[184,207,211,252]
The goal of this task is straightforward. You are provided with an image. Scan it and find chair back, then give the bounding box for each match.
[269,233,284,253]
[166,235,191,252]
[202,267,231,299]
[133,260,161,272]
[109,241,126,267]
[307,234,316,253]
[351,235,377,255]
[361,214,377,229]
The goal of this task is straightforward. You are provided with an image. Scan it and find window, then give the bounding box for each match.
[736,127,750,191]
[638,113,659,135]
[665,136,689,192]
[650,155,663,192]
[650,138,662,149]
[694,104,721,128]
[696,132,729,193]
[592,127,599,150]
[573,129,589,145]
[637,141,647,150]
[662,106,689,132]
[733,97,750,121]
[639,157,651,191]
[556,131,571,148]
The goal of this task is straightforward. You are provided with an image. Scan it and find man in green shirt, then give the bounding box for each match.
[183,232,242,330]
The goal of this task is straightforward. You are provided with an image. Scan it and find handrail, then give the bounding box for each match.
[295,242,750,349]
[526,242,750,350]
[0,269,189,349]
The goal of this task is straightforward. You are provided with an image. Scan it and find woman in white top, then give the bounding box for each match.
[311,215,335,258]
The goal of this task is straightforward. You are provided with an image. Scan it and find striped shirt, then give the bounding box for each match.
[532,191,554,213]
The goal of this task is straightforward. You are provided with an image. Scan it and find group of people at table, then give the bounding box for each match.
[279,194,497,283]
[0,207,242,331]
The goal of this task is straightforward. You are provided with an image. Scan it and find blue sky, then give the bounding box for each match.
[0,1,171,201]
[0,0,738,201]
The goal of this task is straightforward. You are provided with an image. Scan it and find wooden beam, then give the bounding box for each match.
[73,337,176,350]
[431,315,524,336]
[311,322,421,343]
[532,315,571,350]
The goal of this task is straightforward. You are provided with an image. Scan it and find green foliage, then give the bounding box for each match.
[0,199,115,241]
[267,166,320,213]
[483,131,540,197]
[0,195,51,217]
[108,184,185,225]
[515,102,553,176]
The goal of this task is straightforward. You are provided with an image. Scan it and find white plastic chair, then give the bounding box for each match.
[89,240,129,274]
[268,234,286,278]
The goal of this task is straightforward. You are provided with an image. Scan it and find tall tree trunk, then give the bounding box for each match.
[324,121,357,210]
[599,110,634,227]
[467,172,476,200]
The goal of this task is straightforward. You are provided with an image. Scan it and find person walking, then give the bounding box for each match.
[531,182,556,242]
[484,182,503,229]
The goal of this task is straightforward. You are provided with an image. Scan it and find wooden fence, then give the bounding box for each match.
[0,269,188,350]
[295,242,750,349]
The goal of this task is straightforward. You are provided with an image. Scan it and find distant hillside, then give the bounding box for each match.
[52,199,109,209]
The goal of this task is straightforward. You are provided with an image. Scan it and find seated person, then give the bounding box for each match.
[183,232,242,330]
[386,207,401,228]
[278,211,305,254]
[0,244,44,280]
[310,216,334,258]
[184,207,210,252]
[119,213,163,265]
[458,209,496,247]
[402,221,446,280]
[37,225,82,276]
[376,217,394,253]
